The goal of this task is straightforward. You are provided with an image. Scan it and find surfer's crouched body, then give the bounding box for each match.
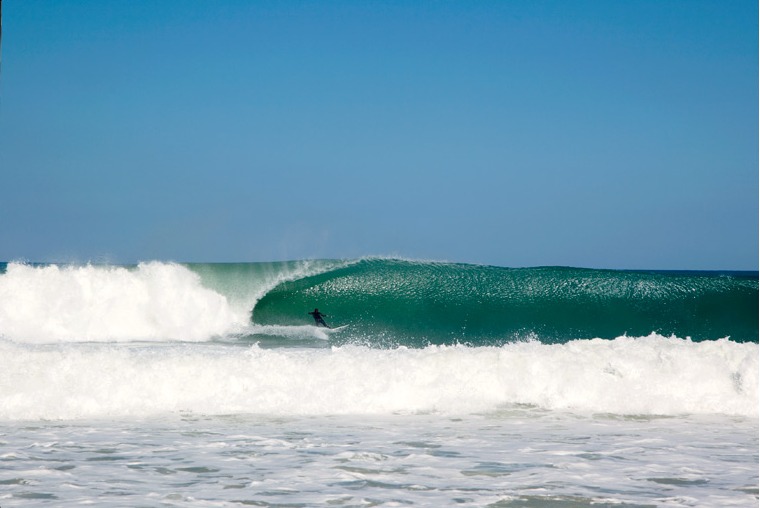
[309,308,330,328]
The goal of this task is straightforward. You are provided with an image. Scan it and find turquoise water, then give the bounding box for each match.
[234,259,756,345]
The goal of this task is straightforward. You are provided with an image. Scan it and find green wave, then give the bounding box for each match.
[251,259,758,345]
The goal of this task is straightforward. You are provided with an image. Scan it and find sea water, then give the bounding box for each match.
[0,260,757,506]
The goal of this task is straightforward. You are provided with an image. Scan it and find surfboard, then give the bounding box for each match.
[327,325,349,332]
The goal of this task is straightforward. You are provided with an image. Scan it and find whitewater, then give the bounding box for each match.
[0,260,757,506]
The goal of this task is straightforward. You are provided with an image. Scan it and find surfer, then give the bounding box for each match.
[309,308,330,328]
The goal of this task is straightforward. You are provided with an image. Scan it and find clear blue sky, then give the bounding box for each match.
[0,0,757,269]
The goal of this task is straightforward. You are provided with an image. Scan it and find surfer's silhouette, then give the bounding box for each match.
[309,308,330,328]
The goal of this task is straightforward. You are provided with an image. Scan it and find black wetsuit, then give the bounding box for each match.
[309,310,329,328]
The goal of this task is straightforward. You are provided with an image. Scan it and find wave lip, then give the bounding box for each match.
[0,262,243,343]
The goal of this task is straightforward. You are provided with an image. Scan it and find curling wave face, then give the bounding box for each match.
[252,258,758,345]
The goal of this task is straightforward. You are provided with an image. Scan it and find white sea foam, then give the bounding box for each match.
[0,262,244,342]
[0,335,755,420]
[249,324,332,340]
[3,409,756,507]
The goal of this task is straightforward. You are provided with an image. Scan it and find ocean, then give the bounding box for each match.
[0,258,757,507]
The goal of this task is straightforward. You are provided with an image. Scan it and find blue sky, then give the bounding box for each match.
[0,0,757,269]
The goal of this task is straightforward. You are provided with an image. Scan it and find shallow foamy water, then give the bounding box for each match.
[1,410,756,507]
